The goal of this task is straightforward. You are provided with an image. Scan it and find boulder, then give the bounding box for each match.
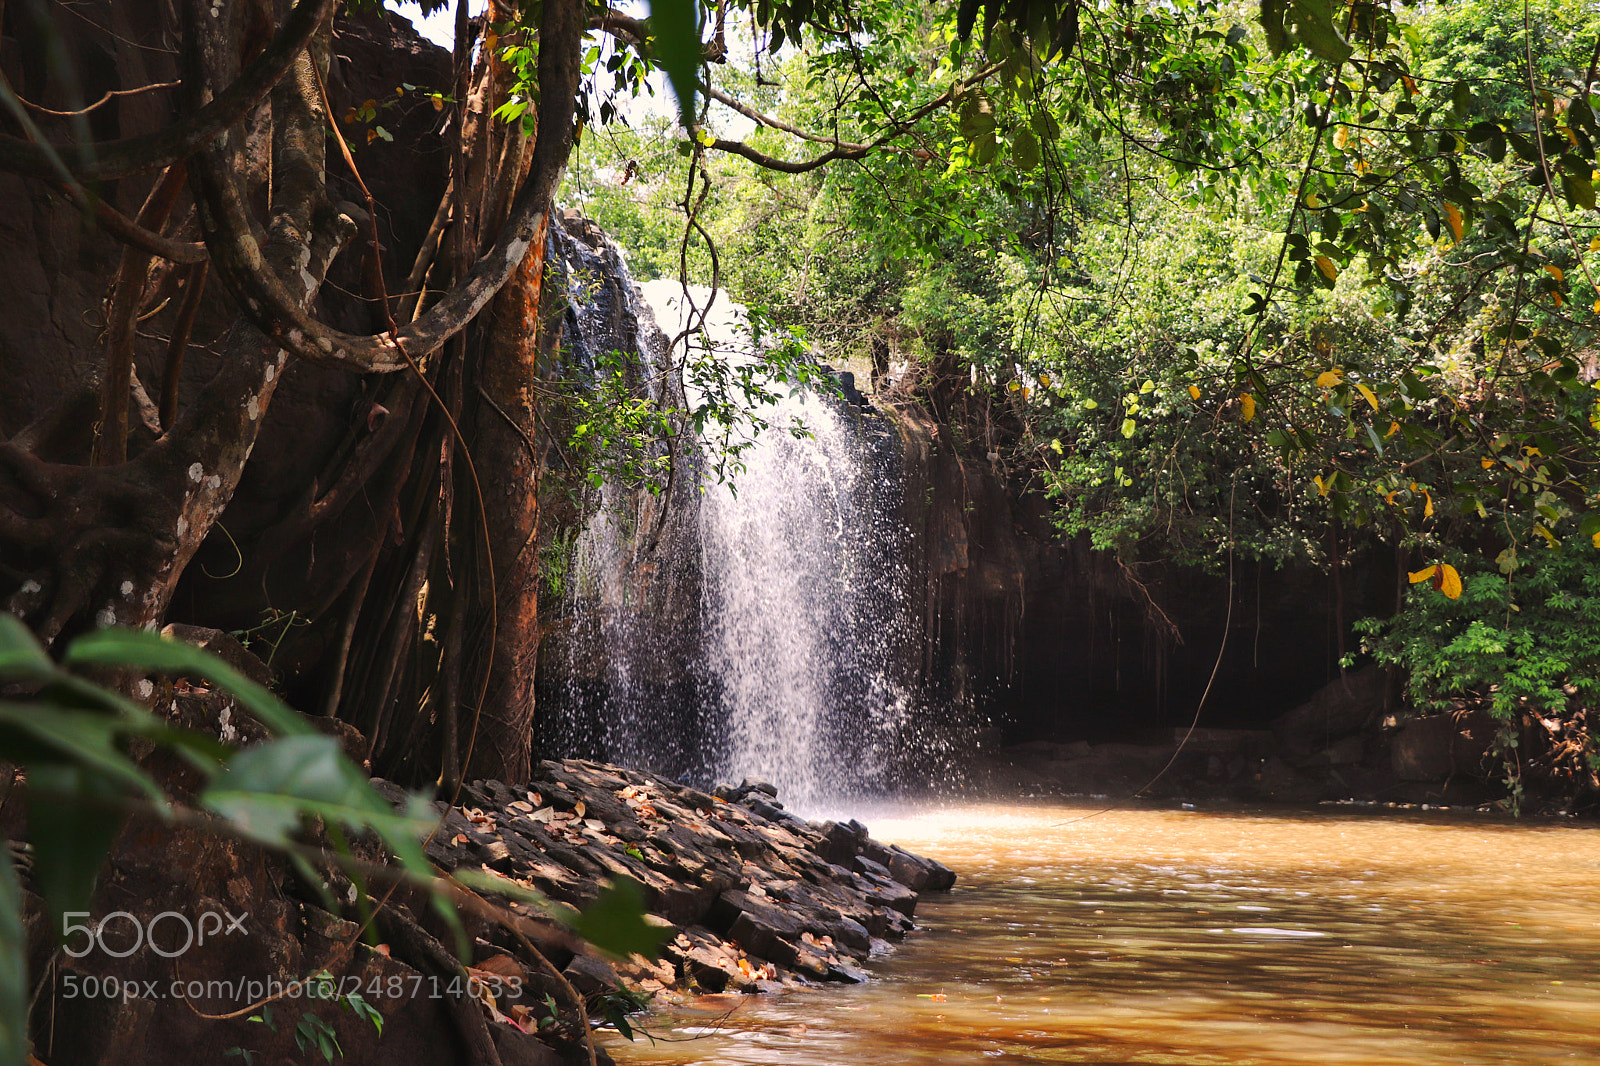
[1391,711,1496,781]
[1271,666,1389,757]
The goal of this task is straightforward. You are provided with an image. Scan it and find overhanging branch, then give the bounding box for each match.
[187,0,585,374]
[700,60,1004,173]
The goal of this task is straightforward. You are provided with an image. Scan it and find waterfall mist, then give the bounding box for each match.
[542,238,926,811]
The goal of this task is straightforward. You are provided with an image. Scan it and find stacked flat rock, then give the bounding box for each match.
[417,760,955,998]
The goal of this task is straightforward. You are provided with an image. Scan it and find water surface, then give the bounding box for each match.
[606,803,1600,1065]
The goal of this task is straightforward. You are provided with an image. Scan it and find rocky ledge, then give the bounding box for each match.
[400,760,955,1001]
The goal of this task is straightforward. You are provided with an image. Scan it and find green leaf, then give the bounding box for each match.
[0,846,27,1066]
[1010,127,1040,171]
[958,92,997,141]
[0,703,167,806]
[1261,0,1352,64]
[649,0,702,126]
[65,628,311,737]
[28,765,127,939]
[0,615,52,683]
[570,879,669,960]
[1561,173,1596,211]
[202,736,434,875]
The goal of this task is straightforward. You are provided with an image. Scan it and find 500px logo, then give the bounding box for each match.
[62,909,249,959]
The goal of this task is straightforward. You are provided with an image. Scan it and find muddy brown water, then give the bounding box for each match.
[603,803,1600,1065]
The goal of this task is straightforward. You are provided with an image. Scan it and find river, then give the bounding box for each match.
[603,803,1600,1065]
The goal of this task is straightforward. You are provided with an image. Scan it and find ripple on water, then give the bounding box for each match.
[606,804,1600,1066]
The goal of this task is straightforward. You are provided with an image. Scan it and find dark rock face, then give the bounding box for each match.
[426,759,955,998]
[1272,665,1389,757]
[20,819,467,1066]
[971,667,1508,806]
[1390,710,1496,782]
[888,403,1385,749]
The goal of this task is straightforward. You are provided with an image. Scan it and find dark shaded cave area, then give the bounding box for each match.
[950,563,1366,746]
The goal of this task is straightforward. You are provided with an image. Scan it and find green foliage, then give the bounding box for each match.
[0,617,663,1061]
[0,848,23,1066]
[548,0,1600,805]
[570,878,669,960]
[1356,548,1600,722]
[1355,546,1600,803]
[561,348,676,493]
[648,0,704,125]
[226,977,382,1066]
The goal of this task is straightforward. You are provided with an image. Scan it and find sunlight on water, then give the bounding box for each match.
[605,804,1600,1066]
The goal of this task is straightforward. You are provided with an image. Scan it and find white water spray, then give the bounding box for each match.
[559,276,918,811]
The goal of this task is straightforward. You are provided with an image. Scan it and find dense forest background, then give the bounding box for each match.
[560,0,1600,808]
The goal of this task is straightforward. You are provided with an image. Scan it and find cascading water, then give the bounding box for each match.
[642,282,917,809]
[541,223,923,812]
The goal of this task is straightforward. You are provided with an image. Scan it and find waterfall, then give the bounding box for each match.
[542,219,921,811]
[643,282,917,808]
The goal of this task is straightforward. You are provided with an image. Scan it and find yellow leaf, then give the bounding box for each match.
[1401,75,1418,95]
[1535,524,1559,547]
[1333,126,1350,149]
[1593,297,1600,313]
[1008,381,1021,392]
[1188,384,1201,401]
[1386,421,1400,438]
[1239,393,1256,422]
[1314,475,1330,497]
[1590,236,1600,251]
[1314,255,1339,281]
[1481,456,1495,469]
[1408,566,1438,584]
[1304,192,1322,209]
[1353,381,1379,411]
[1423,489,1434,518]
[1553,290,1566,307]
[1038,372,1052,387]
[1443,202,1464,243]
[1384,489,1401,504]
[1593,530,1600,548]
[1546,264,1565,282]
[1437,563,1463,600]
[432,93,445,112]
[1316,368,1344,388]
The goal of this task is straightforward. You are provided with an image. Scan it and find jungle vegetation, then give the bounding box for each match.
[0,2,1598,1058]
[568,0,1600,803]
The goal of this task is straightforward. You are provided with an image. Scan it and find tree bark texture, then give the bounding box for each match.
[0,0,586,788]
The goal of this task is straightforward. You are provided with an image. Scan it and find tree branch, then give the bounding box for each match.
[700,59,1004,173]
